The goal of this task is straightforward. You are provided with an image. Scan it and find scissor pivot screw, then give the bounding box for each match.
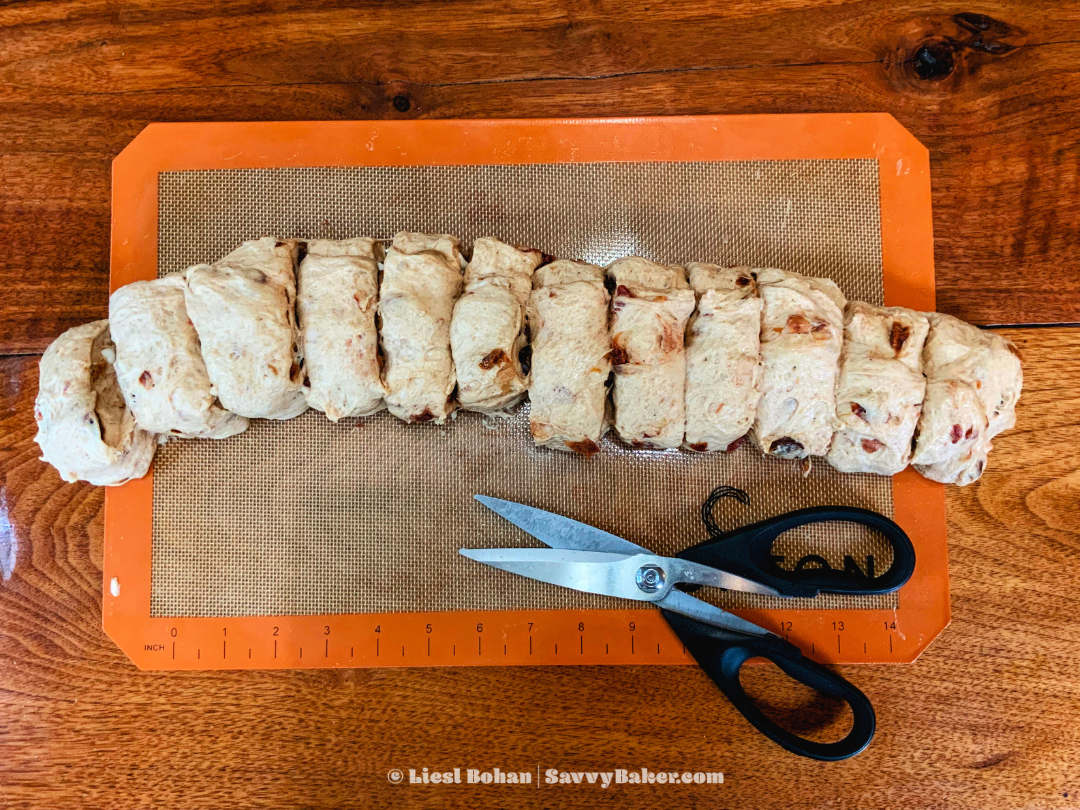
[635,565,666,594]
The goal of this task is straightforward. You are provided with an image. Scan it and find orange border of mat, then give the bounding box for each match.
[104,115,947,671]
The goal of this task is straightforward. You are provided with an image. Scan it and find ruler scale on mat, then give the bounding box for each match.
[104,115,949,671]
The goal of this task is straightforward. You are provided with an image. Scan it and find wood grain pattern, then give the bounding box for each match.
[1,1,1080,353]
[2,1,1079,804]
[1,327,1078,809]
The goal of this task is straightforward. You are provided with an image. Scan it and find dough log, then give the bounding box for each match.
[527,259,611,456]
[450,237,542,414]
[752,268,846,459]
[184,238,307,420]
[607,257,695,450]
[298,237,387,421]
[911,312,1022,485]
[683,264,762,453]
[379,232,465,424]
[109,275,248,439]
[826,302,928,475]
[34,320,157,486]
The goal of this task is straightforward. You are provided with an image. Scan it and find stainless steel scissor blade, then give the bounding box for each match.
[474,495,650,555]
[463,495,784,638]
[459,548,661,601]
[459,547,771,637]
[472,496,781,597]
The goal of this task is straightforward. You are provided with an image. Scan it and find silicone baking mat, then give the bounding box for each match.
[105,116,948,670]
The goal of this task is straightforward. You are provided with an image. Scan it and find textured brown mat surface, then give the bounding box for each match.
[152,159,893,618]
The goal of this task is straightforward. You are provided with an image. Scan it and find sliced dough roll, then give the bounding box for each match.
[34,320,157,486]
[911,313,1022,486]
[450,237,543,413]
[184,238,307,421]
[752,268,846,459]
[379,232,466,424]
[684,264,762,452]
[607,257,696,450]
[109,275,248,439]
[528,259,611,456]
[826,302,929,475]
[298,238,387,421]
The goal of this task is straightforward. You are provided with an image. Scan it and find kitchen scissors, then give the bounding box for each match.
[460,488,916,761]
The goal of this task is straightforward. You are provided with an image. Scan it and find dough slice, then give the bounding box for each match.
[752,268,846,459]
[184,238,307,420]
[450,237,543,413]
[298,237,387,421]
[379,232,465,424]
[607,257,695,450]
[826,302,929,475]
[528,259,611,456]
[109,275,248,439]
[911,312,1022,485]
[683,264,762,452]
[34,320,157,486]
[912,380,990,486]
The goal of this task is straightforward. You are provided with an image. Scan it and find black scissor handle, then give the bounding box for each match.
[662,610,876,761]
[676,505,916,599]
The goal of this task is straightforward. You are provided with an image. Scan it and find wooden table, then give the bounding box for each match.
[1,2,1078,807]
